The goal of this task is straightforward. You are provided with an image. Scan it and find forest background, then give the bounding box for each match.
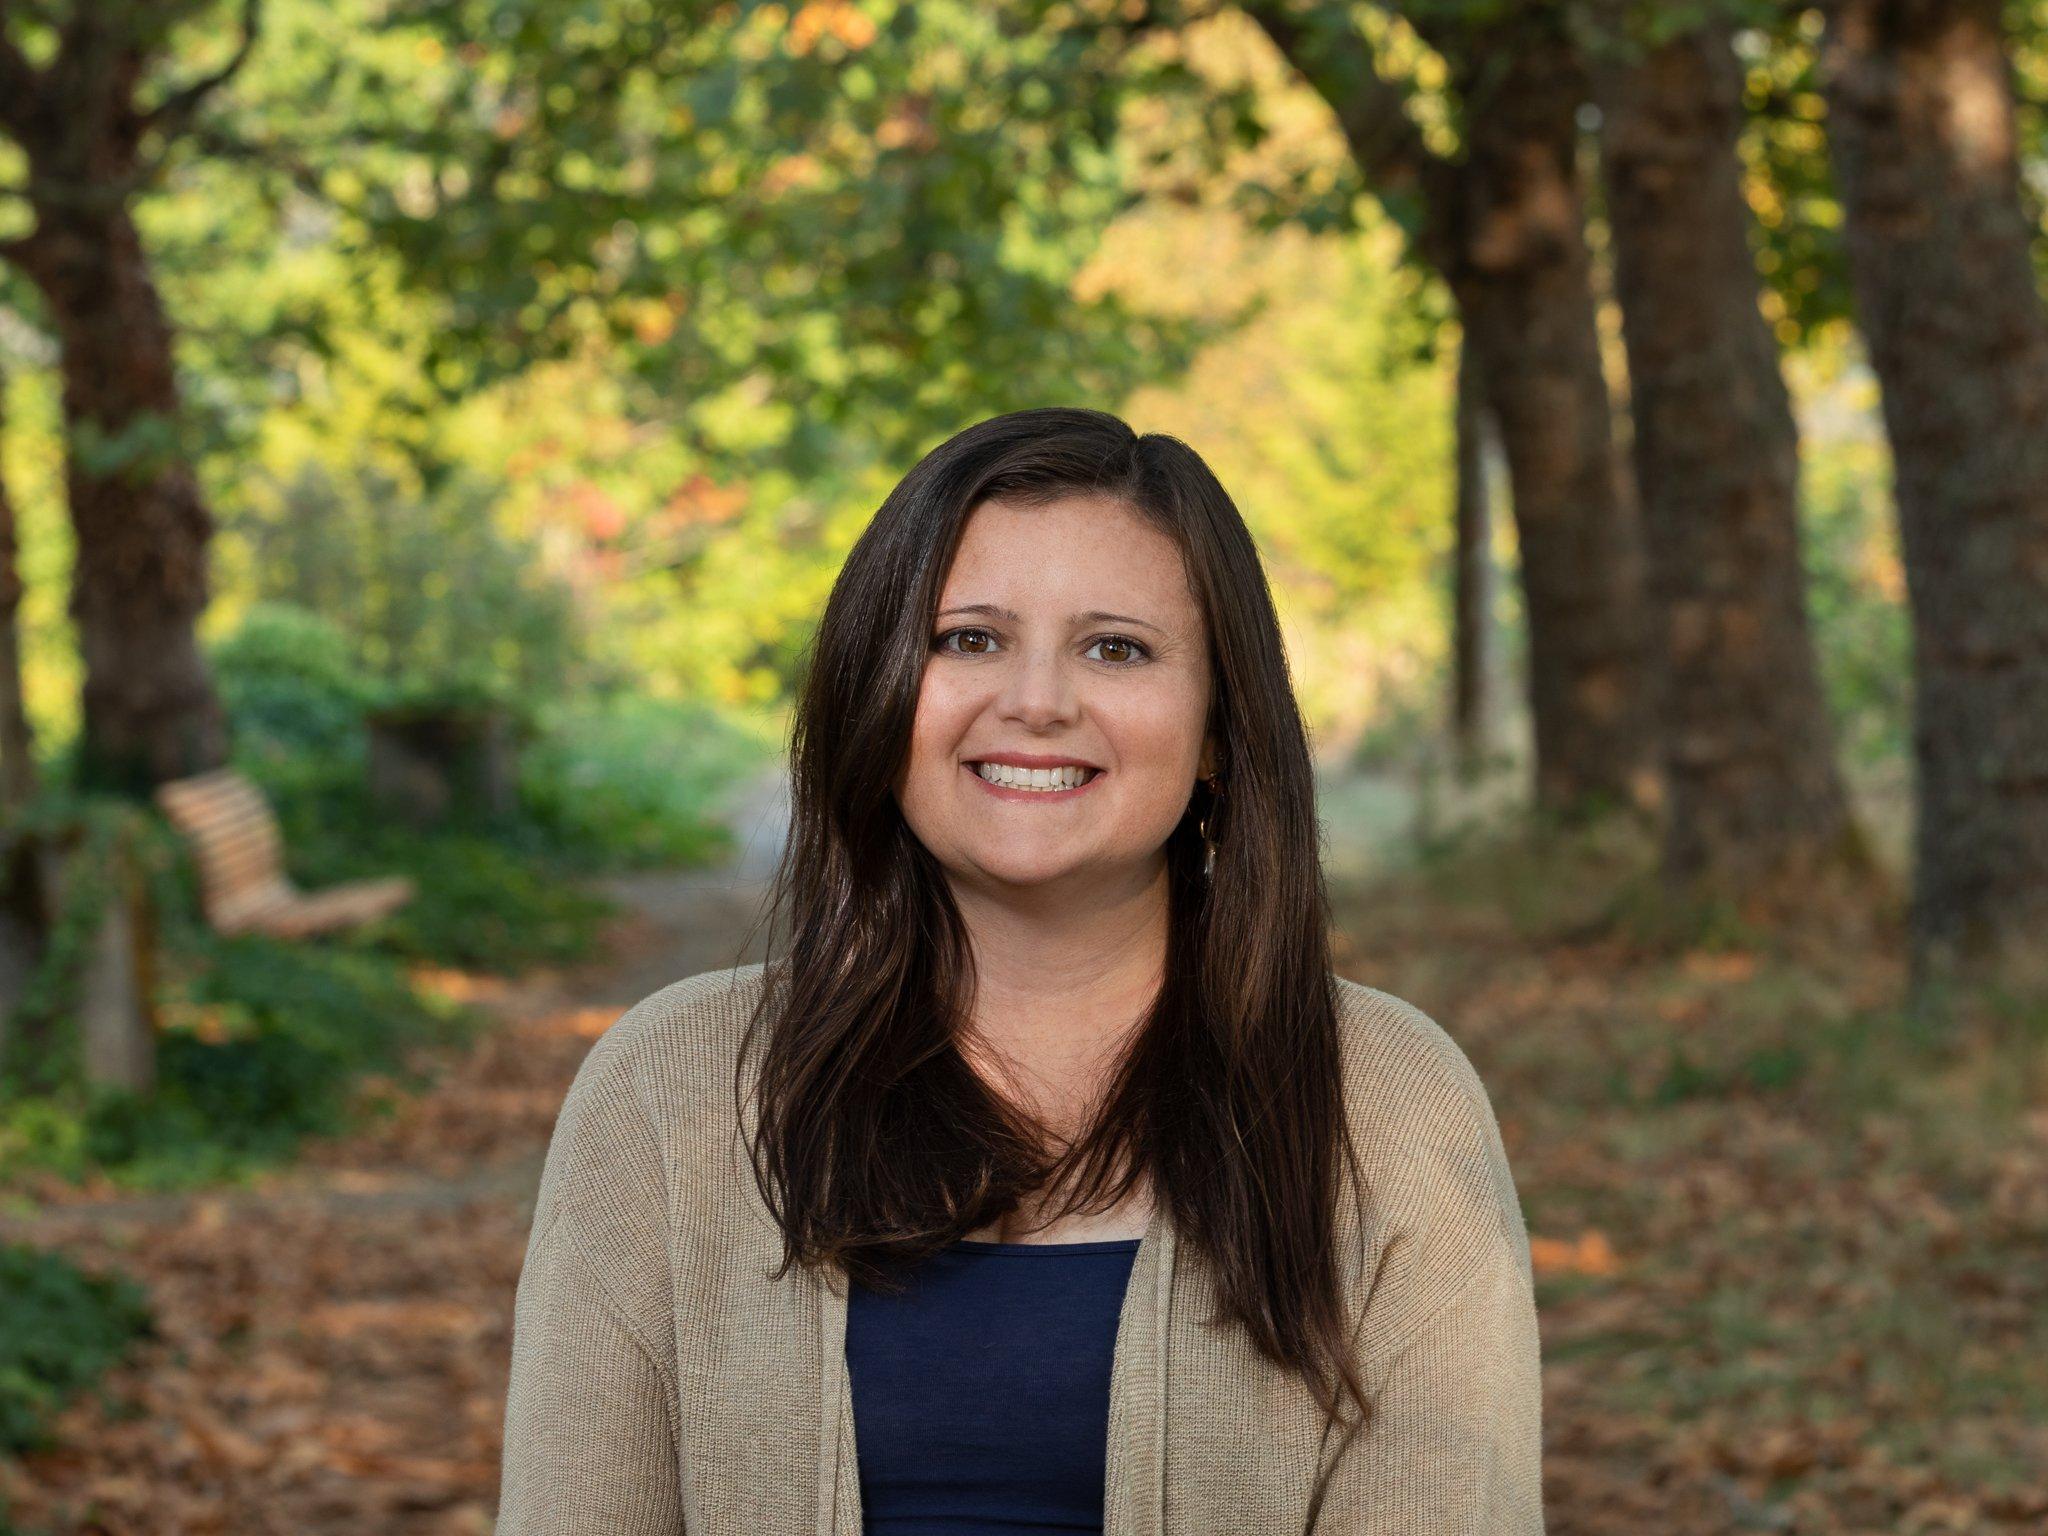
[0,0,2045,1531]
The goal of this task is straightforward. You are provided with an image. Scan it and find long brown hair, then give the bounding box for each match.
[737,405,1369,1431]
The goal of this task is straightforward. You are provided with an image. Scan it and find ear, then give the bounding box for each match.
[1197,735,1218,782]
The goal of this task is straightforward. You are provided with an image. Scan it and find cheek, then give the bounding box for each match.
[1107,684,1207,772]
[902,671,971,795]
[909,671,962,753]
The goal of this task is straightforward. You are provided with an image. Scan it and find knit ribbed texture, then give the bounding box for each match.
[495,962,1545,1534]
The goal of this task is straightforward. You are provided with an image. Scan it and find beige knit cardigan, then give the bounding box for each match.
[495,962,1545,1534]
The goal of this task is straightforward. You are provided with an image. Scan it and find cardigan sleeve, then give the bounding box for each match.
[496,1022,688,1535]
[1315,981,1546,1532]
[1311,1226,1545,1533]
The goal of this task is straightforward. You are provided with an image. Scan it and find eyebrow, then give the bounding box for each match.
[935,603,1167,636]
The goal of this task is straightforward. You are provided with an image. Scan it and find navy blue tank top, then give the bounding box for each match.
[844,1236,1144,1535]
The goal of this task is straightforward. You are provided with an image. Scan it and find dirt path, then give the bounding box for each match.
[0,770,791,1536]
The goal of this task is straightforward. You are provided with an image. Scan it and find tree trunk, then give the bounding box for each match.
[15,197,230,794]
[77,813,159,1096]
[0,353,38,812]
[1820,0,2048,992]
[1445,39,1656,819]
[1451,328,1498,772]
[1596,22,1868,908]
[1242,3,1657,820]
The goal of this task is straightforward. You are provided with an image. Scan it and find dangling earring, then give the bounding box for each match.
[1198,772,1223,882]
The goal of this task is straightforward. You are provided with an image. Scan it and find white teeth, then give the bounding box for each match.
[973,761,1096,791]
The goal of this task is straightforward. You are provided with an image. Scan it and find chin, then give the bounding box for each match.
[967,851,1094,889]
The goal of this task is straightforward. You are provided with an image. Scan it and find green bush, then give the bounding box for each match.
[502,692,767,872]
[2,643,774,1190]
[0,1242,153,1458]
[1,935,480,1191]
[210,599,764,875]
[221,463,582,719]
[0,794,187,1098]
[286,830,619,972]
[209,602,380,765]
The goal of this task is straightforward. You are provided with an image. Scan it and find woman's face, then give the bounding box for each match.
[895,492,1215,898]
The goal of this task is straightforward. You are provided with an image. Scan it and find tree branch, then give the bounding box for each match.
[137,0,262,140]
[1239,0,1458,263]
[1240,2,1447,187]
[183,120,330,203]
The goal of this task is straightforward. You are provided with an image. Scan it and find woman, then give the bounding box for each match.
[497,407,1544,1534]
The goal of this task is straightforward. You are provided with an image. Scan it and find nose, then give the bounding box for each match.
[995,642,1080,730]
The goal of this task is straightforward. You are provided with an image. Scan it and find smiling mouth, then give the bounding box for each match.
[965,761,1104,793]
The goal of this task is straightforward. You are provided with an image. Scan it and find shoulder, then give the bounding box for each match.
[575,961,774,1092]
[516,966,776,1356]
[1327,974,1533,1344]
[541,962,773,1192]
[1330,974,1503,1155]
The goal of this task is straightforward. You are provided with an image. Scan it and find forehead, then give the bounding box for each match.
[941,493,1198,619]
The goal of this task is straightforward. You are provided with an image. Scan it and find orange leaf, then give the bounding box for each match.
[1529,1228,1620,1277]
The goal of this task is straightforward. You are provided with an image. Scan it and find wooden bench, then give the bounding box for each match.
[153,767,416,939]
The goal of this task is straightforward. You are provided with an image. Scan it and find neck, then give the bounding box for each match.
[947,857,1169,1134]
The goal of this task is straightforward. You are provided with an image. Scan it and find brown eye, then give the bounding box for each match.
[936,627,996,656]
[1086,635,1150,666]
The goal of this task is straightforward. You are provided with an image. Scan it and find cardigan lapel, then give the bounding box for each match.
[710,1050,847,1536]
[816,1257,852,1536]
[1104,1197,1175,1536]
